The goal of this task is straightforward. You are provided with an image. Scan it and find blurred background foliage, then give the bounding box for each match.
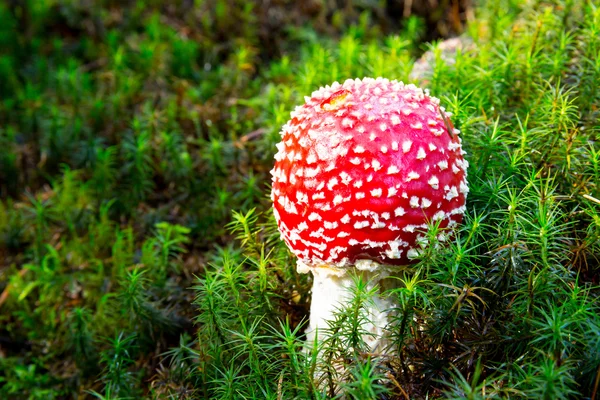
[0,0,599,399]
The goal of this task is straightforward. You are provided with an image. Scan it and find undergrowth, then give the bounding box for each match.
[0,0,599,398]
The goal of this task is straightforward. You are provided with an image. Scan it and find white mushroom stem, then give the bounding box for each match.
[298,261,394,353]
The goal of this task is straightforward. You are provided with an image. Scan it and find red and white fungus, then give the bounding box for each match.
[270,77,468,350]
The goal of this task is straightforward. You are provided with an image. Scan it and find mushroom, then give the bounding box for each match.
[270,77,468,352]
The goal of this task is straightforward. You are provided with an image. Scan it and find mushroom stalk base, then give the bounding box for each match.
[301,264,393,354]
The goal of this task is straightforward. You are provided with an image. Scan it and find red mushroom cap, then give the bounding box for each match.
[271,78,468,267]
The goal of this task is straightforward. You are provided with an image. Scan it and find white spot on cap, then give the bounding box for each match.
[406,171,420,181]
[421,198,432,208]
[379,123,387,131]
[381,212,390,219]
[455,158,469,171]
[387,165,400,174]
[305,166,320,178]
[277,171,287,184]
[338,231,350,238]
[315,143,330,160]
[356,192,366,199]
[407,249,420,259]
[333,195,344,205]
[410,196,420,208]
[306,153,317,164]
[385,243,403,259]
[449,205,466,216]
[416,147,426,160]
[324,221,339,229]
[410,122,423,129]
[315,202,332,211]
[452,164,461,174]
[355,145,365,153]
[277,195,287,208]
[445,186,459,200]
[460,180,470,195]
[327,177,339,190]
[298,136,309,148]
[433,211,446,221]
[381,145,388,153]
[353,221,370,229]
[341,214,351,224]
[296,191,308,203]
[428,175,439,189]
[448,141,461,152]
[340,171,352,185]
[369,132,377,141]
[391,141,399,151]
[308,212,322,221]
[391,115,400,125]
[285,202,298,214]
[394,207,406,216]
[372,159,382,171]
[402,140,413,153]
[371,188,383,197]
[428,143,437,151]
[416,235,428,247]
[350,157,361,165]
[371,221,386,229]
[388,187,398,197]
[309,228,324,239]
[437,160,448,170]
[353,180,363,188]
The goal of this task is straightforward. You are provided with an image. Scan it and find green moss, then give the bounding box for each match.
[0,0,598,398]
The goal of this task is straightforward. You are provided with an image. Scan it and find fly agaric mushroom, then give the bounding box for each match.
[271,77,468,351]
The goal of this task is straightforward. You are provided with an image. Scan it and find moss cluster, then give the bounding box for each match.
[0,0,599,398]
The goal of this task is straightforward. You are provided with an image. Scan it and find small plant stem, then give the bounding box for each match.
[592,363,600,400]
[397,307,410,377]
